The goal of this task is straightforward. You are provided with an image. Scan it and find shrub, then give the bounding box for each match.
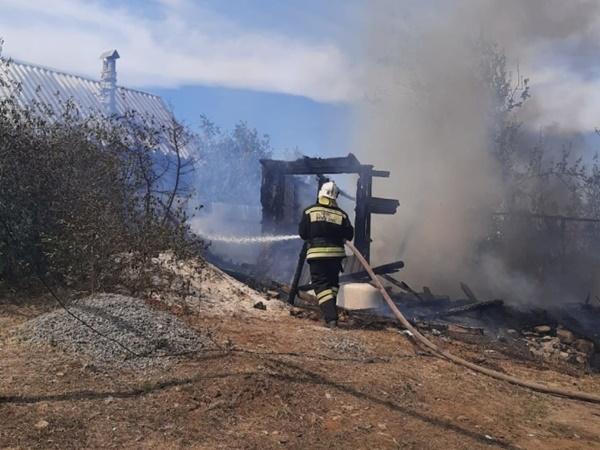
[0,55,203,291]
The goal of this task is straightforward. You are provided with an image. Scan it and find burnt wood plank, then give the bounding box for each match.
[369,197,400,215]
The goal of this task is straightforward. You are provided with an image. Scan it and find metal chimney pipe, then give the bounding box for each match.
[99,49,120,116]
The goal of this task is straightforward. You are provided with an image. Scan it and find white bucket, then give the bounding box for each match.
[336,283,383,310]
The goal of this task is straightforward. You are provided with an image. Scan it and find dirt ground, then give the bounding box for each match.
[2,294,600,450]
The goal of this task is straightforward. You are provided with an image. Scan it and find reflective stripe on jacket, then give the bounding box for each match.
[298,197,354,260]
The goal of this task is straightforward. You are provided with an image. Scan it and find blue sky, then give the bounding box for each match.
[152,84,352,157]
[3,0,600,152]
[0,0,362,157]
[145,0,359,155]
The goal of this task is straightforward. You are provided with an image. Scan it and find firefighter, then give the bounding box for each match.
[298,180,354,328]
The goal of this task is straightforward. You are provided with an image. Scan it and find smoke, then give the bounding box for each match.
[190,203,263,264]
[354,0,600,301]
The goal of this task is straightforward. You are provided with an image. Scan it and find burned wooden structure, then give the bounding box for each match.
[260,153,399,262]
[260,153,400,304]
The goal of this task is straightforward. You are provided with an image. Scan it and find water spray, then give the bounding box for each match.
[196,231,299,244]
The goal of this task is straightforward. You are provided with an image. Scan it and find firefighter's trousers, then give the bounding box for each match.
[308,257,342,323]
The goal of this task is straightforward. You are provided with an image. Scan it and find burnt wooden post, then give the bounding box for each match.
[260,166,286,234]
[355,166,373,262]
[288,241,308,305]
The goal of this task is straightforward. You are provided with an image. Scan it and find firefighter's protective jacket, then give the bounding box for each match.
[298,197,354,260]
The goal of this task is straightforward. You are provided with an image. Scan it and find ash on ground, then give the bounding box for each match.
[19,293,212,370]
[111,252,287,318]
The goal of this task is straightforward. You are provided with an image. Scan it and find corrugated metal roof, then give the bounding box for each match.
[0,59,190,157]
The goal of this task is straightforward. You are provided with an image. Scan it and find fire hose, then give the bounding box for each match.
[344,240,600,404]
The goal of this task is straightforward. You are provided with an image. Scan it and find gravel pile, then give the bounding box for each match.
[20,293,212,370]
[323,334,369,357]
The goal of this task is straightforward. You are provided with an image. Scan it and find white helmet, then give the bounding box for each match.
[318,181,340,200]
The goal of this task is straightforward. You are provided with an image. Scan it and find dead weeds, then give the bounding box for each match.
[2,295,600,449]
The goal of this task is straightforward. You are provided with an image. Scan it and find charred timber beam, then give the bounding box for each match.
[260,154,363,175]
[288,242,308,305]
[422,287,436,302]
[260,153,390,178]
[354,166,373,261]
[425,299,504,319]
[459,282,479,304]
[298,260,404,291]
[280,282,318,307]
[381,274,406,291]
[371,170,390,178]
[381,274,433,302]
[369,197,400,215]
[260,167,286,233]
[340,260,404,282]
[383,277,425,302]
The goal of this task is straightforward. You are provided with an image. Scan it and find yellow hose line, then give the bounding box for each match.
[344,241,600,404]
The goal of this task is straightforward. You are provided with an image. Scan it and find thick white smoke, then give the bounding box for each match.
[353,0,600,301]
